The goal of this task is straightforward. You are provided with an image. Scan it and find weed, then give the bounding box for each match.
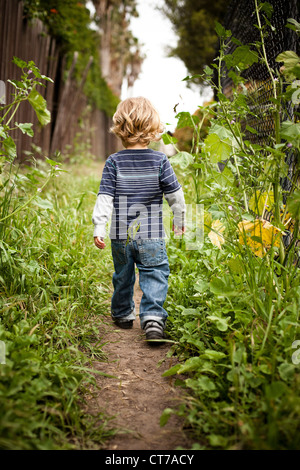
[161,4,300,450]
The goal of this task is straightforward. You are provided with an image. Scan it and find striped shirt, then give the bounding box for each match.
[98,148,181,239]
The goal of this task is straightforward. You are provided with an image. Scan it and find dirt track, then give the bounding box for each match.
[86,280,193,450]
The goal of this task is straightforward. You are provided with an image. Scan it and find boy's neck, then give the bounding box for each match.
[125,143,149,150]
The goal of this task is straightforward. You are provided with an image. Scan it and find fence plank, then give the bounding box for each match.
[1,0,120,162]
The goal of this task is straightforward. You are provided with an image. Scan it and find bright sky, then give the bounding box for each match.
[121,0,213,131]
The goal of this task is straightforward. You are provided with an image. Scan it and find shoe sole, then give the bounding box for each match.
[146,336,165,346]
[113,320,133,329]
[146,332,164,340]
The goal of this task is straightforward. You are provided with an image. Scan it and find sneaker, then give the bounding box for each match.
[113,319,133,329]
[144,321,165,341]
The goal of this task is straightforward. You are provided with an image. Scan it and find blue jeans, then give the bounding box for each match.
[110,239,170,329]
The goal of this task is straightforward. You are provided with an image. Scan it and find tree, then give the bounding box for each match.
[160,0,228,81]
[92,0,143,96]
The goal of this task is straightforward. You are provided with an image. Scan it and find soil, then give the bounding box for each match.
[85,278,194,451]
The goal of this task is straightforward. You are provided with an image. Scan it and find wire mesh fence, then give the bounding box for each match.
[221,0,299,248]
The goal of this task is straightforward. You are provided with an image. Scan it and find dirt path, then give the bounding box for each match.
[86,279,193,451]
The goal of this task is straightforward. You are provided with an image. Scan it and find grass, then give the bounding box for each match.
[163,236,300,449]
[0,158,116,449]
[1,153,299,450]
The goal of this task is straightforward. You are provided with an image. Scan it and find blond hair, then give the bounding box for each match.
[110,97,164,147]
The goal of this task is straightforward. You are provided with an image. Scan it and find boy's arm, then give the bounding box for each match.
[159,155,186,232]
[93,157,116,249]
[92,194,114,248]
[164,187,186,233]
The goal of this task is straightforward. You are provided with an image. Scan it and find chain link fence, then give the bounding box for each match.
[221,0,299,248]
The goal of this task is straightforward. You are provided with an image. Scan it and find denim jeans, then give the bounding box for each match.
[110,239,170,329]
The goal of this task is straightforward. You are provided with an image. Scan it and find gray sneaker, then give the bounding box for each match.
[144,321,165,341]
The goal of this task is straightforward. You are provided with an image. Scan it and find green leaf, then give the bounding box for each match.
[241,212,255,221]
[182,308,200,316]
[33,197,54,210]
[2,136,17,161]
[204,134,232,163]
[177,356,203,374]
[211,166,234,187]
[186,376,216,391]
[182,74,203,82]
[291,82,300,105]
[194,280,210,293]
[12,56,27,68]
[280,120,300,145]
[276,50,299,67]
[208,434,228,447]
[266,381,287,400]
[287,190,300,219]
[175,111,200,129]
[209,122,234,140]
[215,21,225,37]
[207,315,231,332]
[209,276,236,296]
[204,66,214,76]
[160,408,173,427]
[0,125,7,139]
[202,349,226,361]
[259,364,272,375]
[278,363,295,382]
[286,18,300,34]
[28,88,51,126]
[227,258,244,274]
[24,260,40,274]
[169,151,194,169]
[46,158,61,167]
[231,46,259,70]
[246,125,258,135]
[161,364,181,377]
[15,122,34,137]
[208,204,226,219]
[161,133,178,146]
[259,2,273,18]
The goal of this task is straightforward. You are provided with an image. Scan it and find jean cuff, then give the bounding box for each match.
[111,308,136,322]
[140,315,166,330]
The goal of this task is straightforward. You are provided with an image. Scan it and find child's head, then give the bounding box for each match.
[110,97,164,148]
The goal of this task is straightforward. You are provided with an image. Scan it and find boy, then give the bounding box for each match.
[92,97,185,342]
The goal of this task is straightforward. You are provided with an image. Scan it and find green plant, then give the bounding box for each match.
[0,159,116,449]
[0,57,58,234]
[0,61,115,449]
[161,4,300,450]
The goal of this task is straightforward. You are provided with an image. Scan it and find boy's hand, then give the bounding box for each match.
[94,237,106,249]
[172,224,186,236]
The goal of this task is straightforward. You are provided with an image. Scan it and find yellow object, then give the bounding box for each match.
[208,220,225,249]
[238,219,284,258]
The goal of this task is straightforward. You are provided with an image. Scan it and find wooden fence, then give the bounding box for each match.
[0,0,120,162]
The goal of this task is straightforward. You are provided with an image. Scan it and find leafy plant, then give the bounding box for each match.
[0,62,115,449]
[161,2,300,450]
[0,58,57,232]
[0,158,116,449]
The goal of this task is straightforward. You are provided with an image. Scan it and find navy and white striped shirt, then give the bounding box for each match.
[98,148,181,239]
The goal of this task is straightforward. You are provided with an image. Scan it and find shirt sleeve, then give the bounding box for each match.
[92,194,114,238]
[164,187,186,228]
[98,158,116,197]
[159,155,181,194]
